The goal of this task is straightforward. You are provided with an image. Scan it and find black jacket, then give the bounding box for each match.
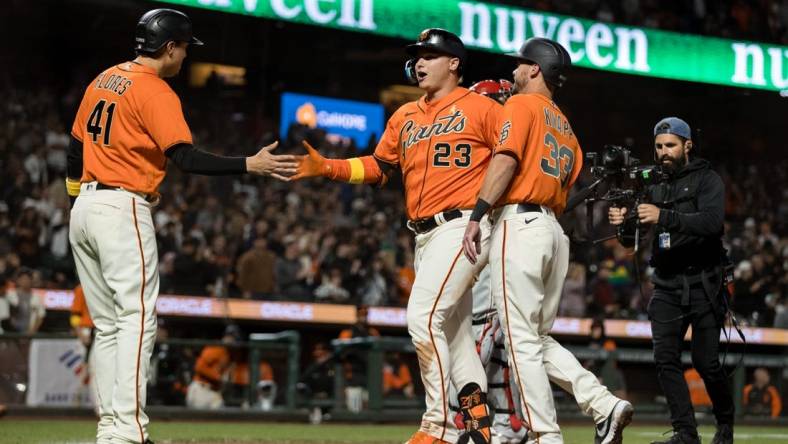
[646,158,725,275]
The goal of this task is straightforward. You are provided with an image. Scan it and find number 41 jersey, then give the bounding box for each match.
[71,61,193,196]
[373,87,501,221]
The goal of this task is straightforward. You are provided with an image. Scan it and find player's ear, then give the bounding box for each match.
[449,57,460,73]
[684,140,693,155]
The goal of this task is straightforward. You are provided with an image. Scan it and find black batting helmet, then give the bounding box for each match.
[507,38,571,88]
[406,28,467,67]
[134,8,203,54]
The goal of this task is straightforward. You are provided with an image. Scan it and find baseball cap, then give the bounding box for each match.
[654,117,691,139]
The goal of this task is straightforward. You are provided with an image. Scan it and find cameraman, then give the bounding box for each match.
[608,117,734,444]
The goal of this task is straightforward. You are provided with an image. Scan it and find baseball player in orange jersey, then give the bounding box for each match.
[295,29,500,444]
[66,9,296,444]
[463,39,633,444]
[466,80,631,444]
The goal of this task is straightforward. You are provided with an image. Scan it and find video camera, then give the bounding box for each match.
[588,145,668,200]
[568,145,669,249]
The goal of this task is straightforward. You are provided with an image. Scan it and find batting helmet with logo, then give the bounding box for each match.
[507,38,571,88]
[404,28,466,83]
[134,8,203,54]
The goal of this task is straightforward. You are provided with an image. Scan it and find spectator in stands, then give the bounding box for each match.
[314,266,351,303]
[275,236,312,301]
[186,324,241,409]
[584,318,627,399]
[559,262,587,318]
[395,249,415,307]
[236,236,276,299]
[4,268,45,334]
[358,254,391,307]
[172,237,216,296]
[743,367,782,418]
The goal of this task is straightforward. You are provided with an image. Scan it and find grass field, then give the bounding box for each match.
[1,420,787,444]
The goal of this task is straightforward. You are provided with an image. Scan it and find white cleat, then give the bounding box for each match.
[594,400,634,444]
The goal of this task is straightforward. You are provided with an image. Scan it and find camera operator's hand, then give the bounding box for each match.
[637,203,661,225]
[608,206,627,225]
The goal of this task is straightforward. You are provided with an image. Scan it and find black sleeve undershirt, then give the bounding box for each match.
[165,143,247,175]
[67,136,83,180]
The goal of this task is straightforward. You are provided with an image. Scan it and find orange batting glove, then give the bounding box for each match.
[293,141,330,180]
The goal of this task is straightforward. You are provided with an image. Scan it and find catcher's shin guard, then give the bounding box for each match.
[457,383,492,444]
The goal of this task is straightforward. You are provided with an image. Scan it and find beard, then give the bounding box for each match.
[660,154,687,173]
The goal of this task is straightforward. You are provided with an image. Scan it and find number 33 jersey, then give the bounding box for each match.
[71,62,193,195]
[373,87,501,221]
[495,93,582,216]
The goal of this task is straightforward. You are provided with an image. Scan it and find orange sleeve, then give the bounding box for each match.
[768,386,782,418]
[194,347,228,383]
[259,362,274,381]
[324,155,385,185]
[494,100,534,161]
[742,384,752,405]
[373,108,404,166]
[139,91,193,151]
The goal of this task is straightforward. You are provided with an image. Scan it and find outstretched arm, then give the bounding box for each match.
[293,141,395,186]
[166,141,297,180]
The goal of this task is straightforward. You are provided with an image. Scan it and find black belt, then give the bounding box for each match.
[409,209,463,235]
[96,183,155,202]
[517,202,544,213]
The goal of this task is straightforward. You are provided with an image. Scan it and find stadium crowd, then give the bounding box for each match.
[0,82,786,328]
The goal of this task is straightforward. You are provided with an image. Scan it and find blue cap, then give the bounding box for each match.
[654,117,691,139]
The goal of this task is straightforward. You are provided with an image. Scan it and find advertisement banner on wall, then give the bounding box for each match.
[156,0,788,92]
[26,338,93,407]
[280,92,385,146]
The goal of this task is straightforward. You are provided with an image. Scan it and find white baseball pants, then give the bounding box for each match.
[408,213,491,443]
[70,183,158,444]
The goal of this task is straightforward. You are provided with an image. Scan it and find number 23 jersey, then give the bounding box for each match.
[71,61,193,196]
[374,87,501,220]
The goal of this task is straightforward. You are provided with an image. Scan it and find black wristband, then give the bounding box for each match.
[470,198,491,222]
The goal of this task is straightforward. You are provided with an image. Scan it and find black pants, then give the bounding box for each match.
[648,286,735,433]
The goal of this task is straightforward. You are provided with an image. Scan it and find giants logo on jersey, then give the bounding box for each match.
[499,120,511,145]
[400,109,467,153]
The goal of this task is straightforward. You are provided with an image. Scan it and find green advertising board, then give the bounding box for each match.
[154,0,788,92]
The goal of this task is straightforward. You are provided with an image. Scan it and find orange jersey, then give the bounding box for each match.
[70,285,94,328]
[495,93,582,215]
[193,345,231,387]
[71,62,193,195]
[374,87,500,220]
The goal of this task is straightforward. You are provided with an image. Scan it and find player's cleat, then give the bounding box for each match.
[710,423,733,444]
[404,430,452,444]
[144,440,155,444]
[650,429,701,444]
[594,399,633,444]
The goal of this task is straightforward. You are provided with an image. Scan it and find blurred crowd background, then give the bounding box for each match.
[0,85,785,328]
